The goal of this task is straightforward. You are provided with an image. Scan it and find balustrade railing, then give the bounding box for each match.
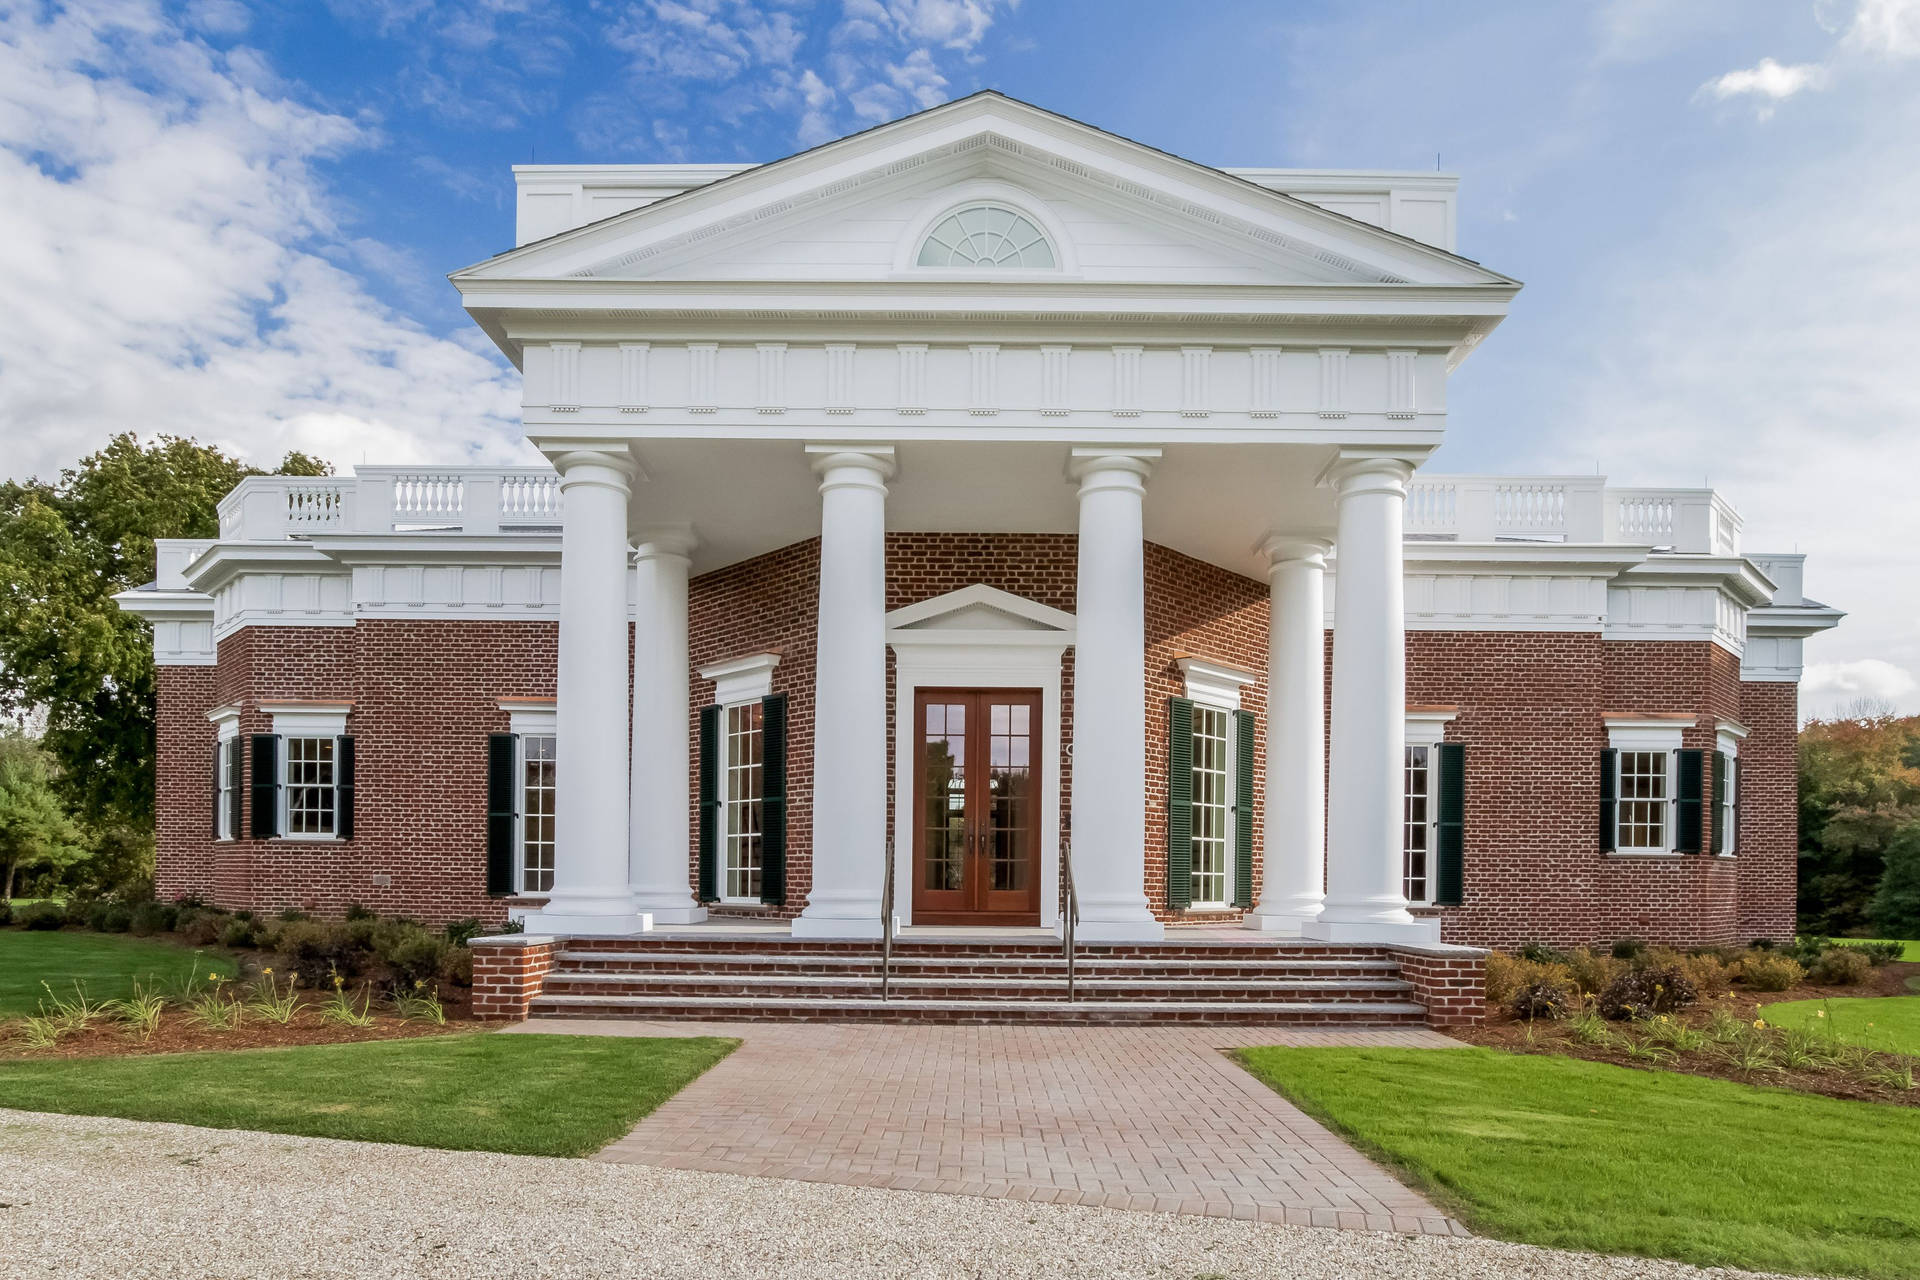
[218,467,563,539]
[391,473,465,522]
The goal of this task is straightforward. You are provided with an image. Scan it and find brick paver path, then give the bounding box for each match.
[511,1019,1468,1236]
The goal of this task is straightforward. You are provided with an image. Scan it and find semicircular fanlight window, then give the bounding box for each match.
[916,203,1057,268]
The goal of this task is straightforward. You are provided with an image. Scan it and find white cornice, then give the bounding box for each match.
[303,534,561,566]
[1747,601,1845,638]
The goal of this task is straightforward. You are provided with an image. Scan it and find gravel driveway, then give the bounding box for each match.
[0,1108,1802,1279]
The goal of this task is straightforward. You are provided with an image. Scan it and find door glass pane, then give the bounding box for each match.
[923,701,966,891]
[987,700,1032,892]
[724,703,764,900]
[1403,744,1429,903]
[1189,706,1230,906]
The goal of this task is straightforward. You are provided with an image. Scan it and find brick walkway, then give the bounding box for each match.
[509,1019,1469,1236]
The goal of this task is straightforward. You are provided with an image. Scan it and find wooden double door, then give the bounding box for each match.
[911,688,1042,925]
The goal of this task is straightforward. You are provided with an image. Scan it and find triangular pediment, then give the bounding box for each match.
[886,584,1075,635]
[455,94,1512,291]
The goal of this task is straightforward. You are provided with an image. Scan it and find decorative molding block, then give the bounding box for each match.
[688,342,717,412]
[1180,346,1211,417]
[550,342,580,411]
[618,342,649,413]
[969,344,998,416]
[826,343,856,414]
[756,343,787,414]
[1112,345,1142,417]
[1040,345,1070,416]
[1387,348,1417,419]
[1318,347,1348,419]
[897,344,926,414]
[1250,346,1282,418]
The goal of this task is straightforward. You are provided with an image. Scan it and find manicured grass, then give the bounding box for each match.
[1239,1046,1920,1280]
[0,930,238,1017]
[0,1032,736,1157]
[1763,996,1920,1055]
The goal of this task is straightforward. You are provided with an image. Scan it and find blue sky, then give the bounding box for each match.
[2,0,1916,714]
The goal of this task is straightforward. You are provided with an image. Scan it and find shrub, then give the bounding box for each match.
[340,915,381,961]
[0,898,12,927]
[1848,940,1906,967]
[1787,935,1833,967]
[1738,953,1804,992]
[1870,823,1920,939]
[1749,937,1777,951]
[277,908,312,924]
[1511,980,1574,1021]
[344,902,376,922]
[444,917,483,947]
[1598,964,1697,1020]
[86,900,133,933]
[1610,937,1647,962]
[1485,952,1571,1005]
[219,917,260,949]
[1807,947,1873,986]
[1518,942,1574,966]
[128,901,178,937]
[18,900,67,930]
[1674,951,1732,999]
[275,921,348,986]
[177,908,227,947]
[377,924,456,987]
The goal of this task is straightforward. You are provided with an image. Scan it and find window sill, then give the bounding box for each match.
[269,835,345,844]
[1606,850,1685,859]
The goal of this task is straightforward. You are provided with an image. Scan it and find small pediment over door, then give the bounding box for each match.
[885,584,1075,641]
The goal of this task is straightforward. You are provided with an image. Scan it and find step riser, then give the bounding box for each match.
[555,961,1401,980]
[539,982,1415,1003]
[553,942,1396,959]
[527,1002,1427,1026]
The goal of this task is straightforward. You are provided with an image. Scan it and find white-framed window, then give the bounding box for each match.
[916,203,1057,268]
[1403,709,1457,905]
[519,734,556,893]
[720,701,765,903]
[1189,702,1232,909]
[1604,717,1693,855]
[1715,722,1745,857]
[282,736,337,837]
[216,737,237,840]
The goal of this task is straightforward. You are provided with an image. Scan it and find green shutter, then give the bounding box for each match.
[1598,748,1617,853]
[485,734,517,897]
[250,734,280,839]
[698,705,720,903]
[226,741,242,842]
[760,694,787,906]
[1676,748,1704,853]
[1166,697,1193,911]
[1232,709,1255,909]
[1435,742,1466,907]
[1711,750,1729,855]
[335,736,355,841]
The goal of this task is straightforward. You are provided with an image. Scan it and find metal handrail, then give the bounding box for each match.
[1062,838,1079,1003]
[880,839,896,1001]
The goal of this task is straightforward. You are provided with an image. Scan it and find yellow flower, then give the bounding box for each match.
[1815,1010,1826,1018]
[1753,1019,1766,1029]
[263,967,273,976]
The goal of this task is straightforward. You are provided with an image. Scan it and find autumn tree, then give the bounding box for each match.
[1797,713,1920,934]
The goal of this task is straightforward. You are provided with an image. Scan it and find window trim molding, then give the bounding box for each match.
[1185,700,1235,910]
[1175,655,1258,712]
[266,705,350,738]
[698,653,780,706]
[891,180,1079,276]
[276,733,342,842]
[713,699,767,906]
[210,709,240,843]
[1604,717,1691,857]
[499,699,557,738]
[1715,720,1745,859]
[1402,708,1457,904]
[514,731,557,895]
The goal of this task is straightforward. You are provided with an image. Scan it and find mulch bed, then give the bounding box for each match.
[0,1006,476,1061]
[1454,961,1920,1108]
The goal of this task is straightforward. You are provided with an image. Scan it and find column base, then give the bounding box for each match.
[1301,916,1441,944]
[793,893,885,939]
[1242,909,1321,936]
[517,909,654,937]
[629,896,708,925]
[1071,916,1166,943]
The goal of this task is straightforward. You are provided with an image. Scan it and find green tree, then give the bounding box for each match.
[1871,823,1920,939]
[1797,714,1920,934]
[0,434,330,831]
[0,730,85,900]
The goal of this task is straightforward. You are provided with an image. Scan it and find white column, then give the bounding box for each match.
[793,445,895,939]
[628,526,706,925]
[524,449,646,935]
[1306,452,1438,942]
[1245,536,1330,935]
[1066,448,1164,943]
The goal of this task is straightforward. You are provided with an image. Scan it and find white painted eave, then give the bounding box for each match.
[1747,601,1846,638]
[180,542,338,594]
[111,587,213,622]
[303,534,562,567]
[1617,556,1776,608]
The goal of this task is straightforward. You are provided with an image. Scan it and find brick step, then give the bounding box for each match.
[552,949,1403,980]
[553,937,1396,960]
[525,992,1429,1025]
[538,971,1417,1001]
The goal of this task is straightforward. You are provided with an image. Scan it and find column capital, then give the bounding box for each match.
[1260,534,1332,572]
[552,446,641,495]
[1316,448,1421,497]
[806,443,896,492]
[632,524,697,563]
[1068,447,1161,494]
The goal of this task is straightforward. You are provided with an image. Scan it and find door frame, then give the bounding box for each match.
[886,585,1073,930]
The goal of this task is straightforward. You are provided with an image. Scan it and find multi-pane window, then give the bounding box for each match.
[722,702,765,902]
[916,203,1056,268]
[1404,744,1432,903]
[520,734,556,893]
[1189,705,1231,908]
[1720,757,1738,856]
[283,737,337,837]
[1616,750,1671,851]
[216,738,236,840]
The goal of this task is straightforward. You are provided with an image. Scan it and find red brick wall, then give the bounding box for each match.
[469,937,557,1020]
[1737,680,1800,943]
[154,665,219,904]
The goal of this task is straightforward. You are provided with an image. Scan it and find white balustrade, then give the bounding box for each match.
[391,473,466,522]
[499,471,562,523]
[217,467,562,538]
[1404,481,1455,533]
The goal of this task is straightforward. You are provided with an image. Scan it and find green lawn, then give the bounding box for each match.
[0,1032,736,1157]
[0,930,238,1017]
[1763,996,1920,1055]
[1239,1046,1920,1280]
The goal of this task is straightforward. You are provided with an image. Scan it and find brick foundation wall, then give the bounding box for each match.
[469,936,558,1020]
[1392,945,1489,1027]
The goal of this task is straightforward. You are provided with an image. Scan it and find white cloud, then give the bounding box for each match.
[0,2,526,482]
[1696,56,1826,112]
[1802,659,1919,715]
[1842,0,1920,56]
